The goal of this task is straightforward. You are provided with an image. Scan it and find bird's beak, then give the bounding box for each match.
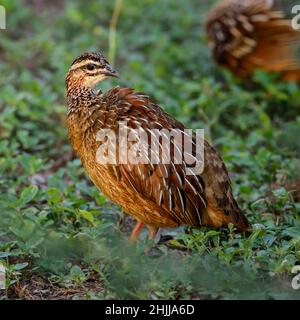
[101,67,120,78]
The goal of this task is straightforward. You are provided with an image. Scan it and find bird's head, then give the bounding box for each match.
[66,52,119,91]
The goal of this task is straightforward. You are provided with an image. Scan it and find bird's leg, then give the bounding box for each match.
[147,226,158,240]
[130,220,145,241]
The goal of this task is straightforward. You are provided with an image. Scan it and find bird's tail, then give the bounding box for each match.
[205,201,251,233]
[229,199,252,233]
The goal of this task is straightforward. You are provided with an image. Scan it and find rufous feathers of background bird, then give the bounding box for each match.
[205,0,300,82]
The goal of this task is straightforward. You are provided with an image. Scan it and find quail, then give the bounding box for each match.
[66,52,250,240]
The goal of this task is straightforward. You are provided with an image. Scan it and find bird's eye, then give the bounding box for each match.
[86,64,96,71]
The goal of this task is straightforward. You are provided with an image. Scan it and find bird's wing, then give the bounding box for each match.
[99,88,249,230]
[206,0,300,79]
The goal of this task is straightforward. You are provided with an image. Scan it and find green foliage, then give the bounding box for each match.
[0,0,299,299]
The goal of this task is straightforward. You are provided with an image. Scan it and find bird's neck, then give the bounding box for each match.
[66,85,102,158]
[66,85,100,115]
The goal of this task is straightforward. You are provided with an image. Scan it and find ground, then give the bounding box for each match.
[0,0,300,300]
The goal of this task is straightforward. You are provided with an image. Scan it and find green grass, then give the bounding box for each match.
[0,0,300,299]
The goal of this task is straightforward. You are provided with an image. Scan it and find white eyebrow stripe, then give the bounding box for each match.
[70,60,103,71]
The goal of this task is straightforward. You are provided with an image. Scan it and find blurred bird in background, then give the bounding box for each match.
[205,0,300,82]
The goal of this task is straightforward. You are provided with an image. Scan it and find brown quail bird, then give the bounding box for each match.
[66,52,250,240]
[205,0,300,82]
